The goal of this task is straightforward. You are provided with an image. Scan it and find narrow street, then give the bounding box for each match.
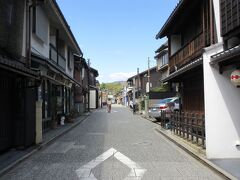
[0,105,224,180]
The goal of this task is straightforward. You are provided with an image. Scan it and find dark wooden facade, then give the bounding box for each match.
[169,32,205,72]
[156,0,211,114]
[221,0,240,38]
[74,56,89,113]
[167,0,211,73]
[181,68,204,113]
[210,0,240,75]
[156,0,214,73]
[128,67,160,97]
[0,0,38,153]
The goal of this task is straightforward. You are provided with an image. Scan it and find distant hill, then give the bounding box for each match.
[100,81,126,95]
[112,81,127,86]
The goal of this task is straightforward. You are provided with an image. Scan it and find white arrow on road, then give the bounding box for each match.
[75,148,146,180]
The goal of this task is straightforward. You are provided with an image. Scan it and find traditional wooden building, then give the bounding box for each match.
[74,55,89,114]
[0,0,40,152]
[155,42,169,82]
[89,67,99,109]
[156,0,213,113]
[127,66,161,108]
[157,0,240,159]
[30,0,83,130]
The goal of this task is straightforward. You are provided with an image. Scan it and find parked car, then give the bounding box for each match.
[148,97,179,120]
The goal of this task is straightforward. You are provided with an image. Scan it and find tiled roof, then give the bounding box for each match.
[162,57,202,82]
[127,66,157,81]
[210,45,240,65]
[155,41,168,53]
[0,55,39,78]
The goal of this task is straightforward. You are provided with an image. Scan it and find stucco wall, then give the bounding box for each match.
[31,6,50,58]
[203,44,240,159]
[66,49,74,77]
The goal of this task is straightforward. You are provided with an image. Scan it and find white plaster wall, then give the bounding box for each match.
[90,90,96,109]
[203,44,240,159]
[65,49,74,77]
[31,7,50,58]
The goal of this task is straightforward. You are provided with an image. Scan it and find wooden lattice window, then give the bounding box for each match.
[221,0,240,35]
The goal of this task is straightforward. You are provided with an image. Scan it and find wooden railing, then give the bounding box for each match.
[169,32,205,72]
[58,54,66,71]
[161,111,205,148]
[49,44,66,71]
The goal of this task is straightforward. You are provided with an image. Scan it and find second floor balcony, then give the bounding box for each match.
[49,44,66,71]
[169,32,207,73]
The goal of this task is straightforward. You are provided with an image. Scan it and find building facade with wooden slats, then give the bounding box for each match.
[157,0,240,159]
[0,0,40,153]
[74,55,89,114]
[156,0,213,114]
[30,0,83,131]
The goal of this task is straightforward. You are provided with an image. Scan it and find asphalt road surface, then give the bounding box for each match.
[0,105,225,180]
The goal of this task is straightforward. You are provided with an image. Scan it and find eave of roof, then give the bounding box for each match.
[127,66,157,80]
[162,57,203,82]
[0,55,39,78]
[210,45,240,65]
[156,0,185,39]
[51,0,83,55]
[90,67,99,77]
[32,53,83,87]
[154,49,168,59]
[74,54,88,68]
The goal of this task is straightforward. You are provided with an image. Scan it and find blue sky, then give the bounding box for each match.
[57,0,179,83]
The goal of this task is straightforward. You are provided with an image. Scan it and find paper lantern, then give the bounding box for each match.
[230,70,240,87]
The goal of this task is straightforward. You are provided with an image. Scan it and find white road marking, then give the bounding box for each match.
[75,148,146,180]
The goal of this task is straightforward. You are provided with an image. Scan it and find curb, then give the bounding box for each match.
[154,128,237,180]
[140,114,237,180]
[0,115,89,177]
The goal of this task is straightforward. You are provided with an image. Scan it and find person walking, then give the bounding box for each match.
[107,98,112,113]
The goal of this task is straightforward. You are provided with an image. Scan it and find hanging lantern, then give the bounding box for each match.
[230,70,240,87]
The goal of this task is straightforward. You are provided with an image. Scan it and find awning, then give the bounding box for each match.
[32,53,83,87]
[210,45,240,65]
[162,57,203,82]
[0,55,39,79]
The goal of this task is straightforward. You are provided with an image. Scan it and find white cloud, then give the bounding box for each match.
[97,72,136,83]
[109,72,135,81]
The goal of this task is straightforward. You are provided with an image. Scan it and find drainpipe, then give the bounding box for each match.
[26,0,32,67]
[209,0,214,45]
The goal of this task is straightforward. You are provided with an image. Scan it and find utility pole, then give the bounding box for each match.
[137,68,139,99]
[148,57,150,93]
[87,59,90,112]
[132,81,136,114]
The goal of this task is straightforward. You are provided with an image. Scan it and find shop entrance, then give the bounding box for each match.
[0,71,14,152]
[0,70,36,153]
